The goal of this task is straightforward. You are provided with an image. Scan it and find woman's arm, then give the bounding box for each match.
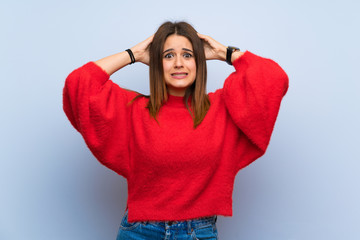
[94,35,154,75]
[198,33,288,171]
[222,51,289,153]
[62,35,153,177]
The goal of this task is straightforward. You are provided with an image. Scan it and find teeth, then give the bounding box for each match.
[172,73,187,76]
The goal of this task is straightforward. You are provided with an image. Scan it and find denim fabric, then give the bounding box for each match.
[116,209,218,240]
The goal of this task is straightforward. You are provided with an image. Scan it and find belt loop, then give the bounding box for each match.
[187,220,191,234]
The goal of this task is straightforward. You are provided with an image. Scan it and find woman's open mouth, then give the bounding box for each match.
[171,72,188,79]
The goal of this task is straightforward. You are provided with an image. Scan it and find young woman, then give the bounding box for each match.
[63,21,289,240]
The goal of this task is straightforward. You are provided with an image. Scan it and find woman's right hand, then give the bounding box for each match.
[130,35,154,66]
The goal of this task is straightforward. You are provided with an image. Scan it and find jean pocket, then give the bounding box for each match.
[193,223,218,240]
[119,210,140,231]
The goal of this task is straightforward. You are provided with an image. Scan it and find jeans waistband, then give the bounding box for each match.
[142,215,217,234]
[125,209,217,232]
[147,215,217,226]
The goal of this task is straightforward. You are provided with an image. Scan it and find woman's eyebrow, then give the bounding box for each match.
[182,48,193,52]
[163,48,174,54]
[163,48,193,54]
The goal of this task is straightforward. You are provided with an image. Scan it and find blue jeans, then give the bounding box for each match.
[116,209,218,240]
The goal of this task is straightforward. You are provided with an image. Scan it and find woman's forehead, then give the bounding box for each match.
[163,35,193,51]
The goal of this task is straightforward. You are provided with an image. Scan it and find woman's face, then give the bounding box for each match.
[162,34,196,97]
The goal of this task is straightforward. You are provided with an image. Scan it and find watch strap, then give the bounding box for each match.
[226,46,240,65]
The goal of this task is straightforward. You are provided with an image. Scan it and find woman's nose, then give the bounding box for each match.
[174,56,184,68]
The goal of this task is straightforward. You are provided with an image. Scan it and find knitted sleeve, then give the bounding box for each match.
[223,51,289,171]
[62,62,137,178]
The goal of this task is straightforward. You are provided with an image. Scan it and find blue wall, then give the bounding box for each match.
[1,0,359,239]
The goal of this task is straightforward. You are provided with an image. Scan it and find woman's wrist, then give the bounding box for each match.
[231,51,245,63]
[125,49,136,64]
[218,46,244,63]
[130,47,140,63]
[218,46,227,61]
[130,47,149,65]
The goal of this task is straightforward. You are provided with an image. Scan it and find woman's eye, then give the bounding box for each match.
[183,53,193,58]
[164,53,174,59]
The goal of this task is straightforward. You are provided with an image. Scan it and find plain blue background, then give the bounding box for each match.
[1,0,359,239]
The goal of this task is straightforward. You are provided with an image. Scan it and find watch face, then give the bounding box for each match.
[228,46,240,51]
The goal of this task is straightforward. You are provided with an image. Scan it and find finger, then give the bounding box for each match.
[147,34,154,42]
[198,33,216,49]
[144,34,154,45]
[197,33,208,40]
[143,35,154,50]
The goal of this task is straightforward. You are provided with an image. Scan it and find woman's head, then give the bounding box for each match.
[149,21,207,97]
[147,21,209,128]
[162,34,197,97]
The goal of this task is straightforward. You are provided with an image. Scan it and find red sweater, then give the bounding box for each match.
[63,51,288,222]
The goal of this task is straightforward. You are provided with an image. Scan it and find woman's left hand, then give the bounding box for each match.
[197,33,244,63]
[197,33,227,61]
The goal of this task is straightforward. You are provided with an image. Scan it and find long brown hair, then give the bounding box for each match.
[146,21,210,128]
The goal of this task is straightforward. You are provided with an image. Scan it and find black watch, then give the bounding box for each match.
[226,46,240,65]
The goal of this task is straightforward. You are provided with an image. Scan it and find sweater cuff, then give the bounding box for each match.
[232,50,259,70]
[83,61,110,85]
